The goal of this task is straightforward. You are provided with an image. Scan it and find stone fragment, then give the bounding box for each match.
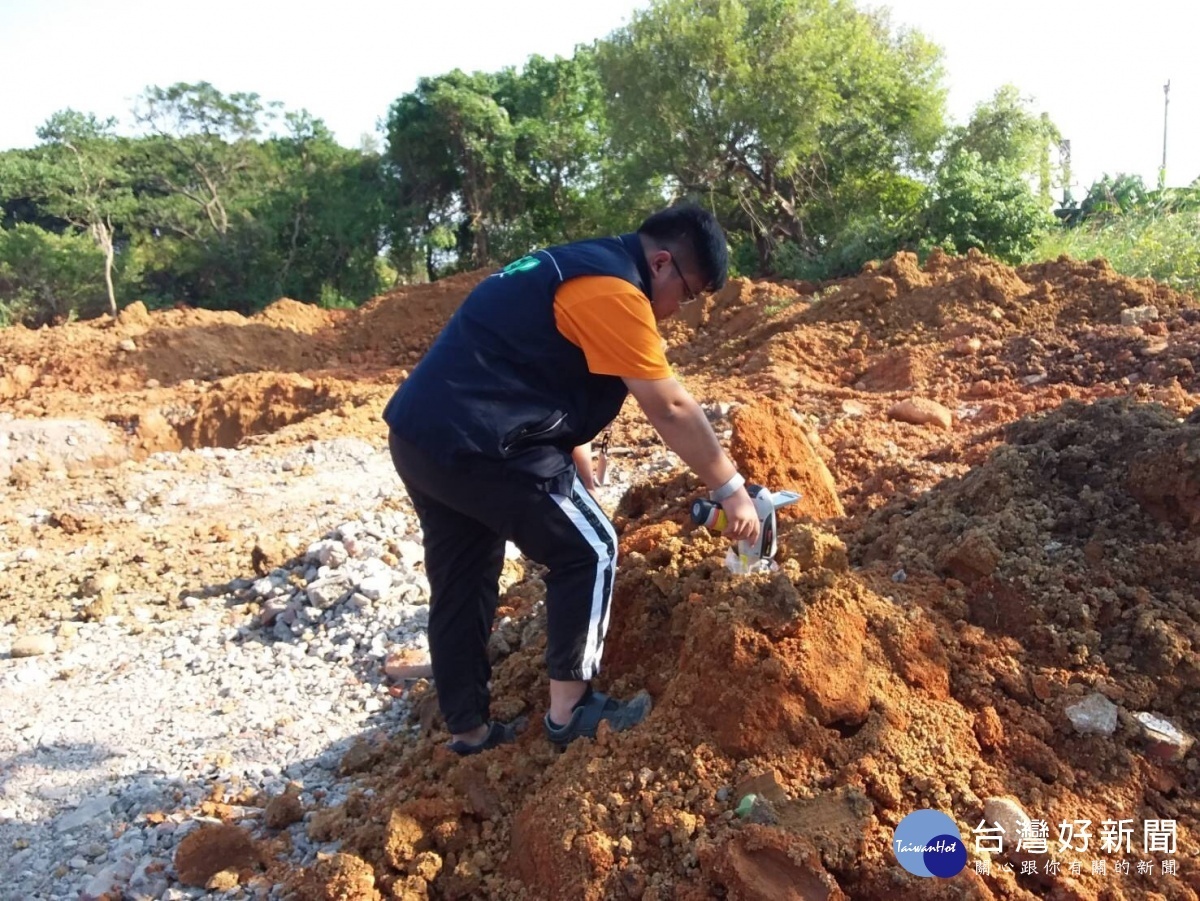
[383,649,433,680]
[258,596,291,627]
[1134,712,1194,762]
[357,572,392,601]
[1121,305,1159,326]
[11,634,56,657]
[982,797,1032,854]
[56,795,117,832]
[81,571,120,597]
[306,574,353,610]
[1065,693,1119,736]
[887,398,953,430]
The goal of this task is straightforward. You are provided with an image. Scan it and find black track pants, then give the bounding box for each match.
[388,432,618,734]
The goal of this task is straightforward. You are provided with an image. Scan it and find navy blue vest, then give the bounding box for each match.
[382,233,653,491]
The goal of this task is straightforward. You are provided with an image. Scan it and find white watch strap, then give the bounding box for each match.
[710,472,745,503]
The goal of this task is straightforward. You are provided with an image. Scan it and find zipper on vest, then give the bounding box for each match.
[501,412,568,453]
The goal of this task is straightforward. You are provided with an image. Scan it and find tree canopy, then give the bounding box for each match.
[1,0,1074,326]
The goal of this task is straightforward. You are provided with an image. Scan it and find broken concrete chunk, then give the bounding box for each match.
[1134,712,1194,762]
[1120,305,1159,326]
[1065,692,1119,736]
[305,574,353,610]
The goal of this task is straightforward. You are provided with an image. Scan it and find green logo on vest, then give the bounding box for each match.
[498,255,541,277]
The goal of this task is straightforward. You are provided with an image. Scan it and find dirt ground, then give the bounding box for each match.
[2,249,1199,900]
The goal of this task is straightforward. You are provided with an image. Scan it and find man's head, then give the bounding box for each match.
[636,204,729,321]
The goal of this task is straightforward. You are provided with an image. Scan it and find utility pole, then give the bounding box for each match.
[1160,80,1170,190]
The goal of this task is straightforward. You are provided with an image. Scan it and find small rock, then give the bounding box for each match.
[1121,305,1159,326]
[395,540,424,568]
[307,539,348,568]
[383,649,433,680]
[11,634,56,657]
[258,597,291,627]
[206,869,241,891]
[887,398,953,430]
[973,706,1005,750]
[358,572,392,601]
[1134,712,1194,762]
[306,574,353,610]
[1065,693,1119,736]
[81,571,120,597]
[982,797,1031,851]
[118,338,138,352]
[57,795,117,832]
[953,336,982,355]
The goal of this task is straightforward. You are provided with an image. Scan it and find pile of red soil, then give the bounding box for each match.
[272,399,1200,901]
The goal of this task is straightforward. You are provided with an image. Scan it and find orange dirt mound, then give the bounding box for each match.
[255,298,337,334]
[282,396,1200,901]
[175,372,378,449]
[803,249,1194,344]
[339,269,491,366]
[855,397,1200,704]
[728,400,845,520]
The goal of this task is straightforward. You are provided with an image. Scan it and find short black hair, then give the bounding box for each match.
[637,203,729,292]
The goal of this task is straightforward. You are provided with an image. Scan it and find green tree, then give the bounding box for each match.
[261,113,386,303]
[133,82,278,237]
[596,0,946,270]
[945,85,1062,206]
[921,151,1056,262]
[10,111,134,316]
[387,70,518,272]
[492,51,656,254]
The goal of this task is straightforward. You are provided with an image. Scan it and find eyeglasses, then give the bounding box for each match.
[669,256,700,305]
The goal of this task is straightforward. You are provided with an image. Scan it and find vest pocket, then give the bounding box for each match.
[500,410,569,454]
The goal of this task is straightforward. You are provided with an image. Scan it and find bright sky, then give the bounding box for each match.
[2,0,1198,195]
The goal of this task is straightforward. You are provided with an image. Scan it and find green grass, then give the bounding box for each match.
[1030,209,1200,295]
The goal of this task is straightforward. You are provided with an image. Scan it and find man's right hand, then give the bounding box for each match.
[719,486,761,544]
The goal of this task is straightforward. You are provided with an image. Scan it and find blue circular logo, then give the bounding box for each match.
[892,810,967,878]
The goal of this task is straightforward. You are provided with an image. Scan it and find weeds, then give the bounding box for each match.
[1031,209,1200,295]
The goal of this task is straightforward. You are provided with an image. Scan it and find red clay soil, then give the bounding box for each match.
[4,250,1200,899]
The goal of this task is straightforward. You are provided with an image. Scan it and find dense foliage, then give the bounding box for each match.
[1032,175,1200,293]
[1,0,1082,325]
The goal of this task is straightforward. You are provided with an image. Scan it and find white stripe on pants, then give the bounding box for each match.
[551,476,618,679]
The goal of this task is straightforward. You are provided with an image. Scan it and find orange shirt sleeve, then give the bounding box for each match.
[553,275,672,380]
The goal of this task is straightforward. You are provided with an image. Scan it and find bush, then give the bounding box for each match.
[920,151,1056,263]
[0,224,109,325]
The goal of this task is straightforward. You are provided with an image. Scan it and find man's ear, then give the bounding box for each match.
[648,248,671,273]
